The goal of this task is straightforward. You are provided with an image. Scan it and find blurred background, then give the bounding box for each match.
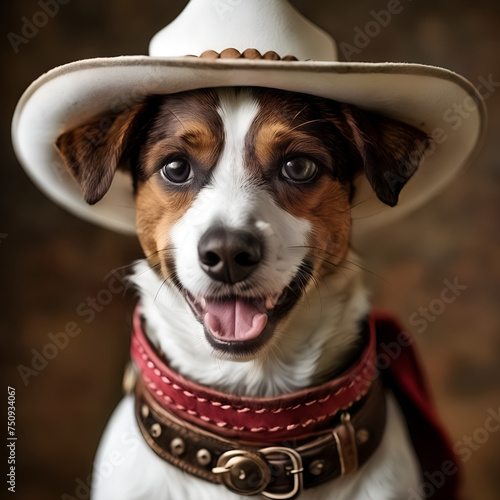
[1,0,499,498]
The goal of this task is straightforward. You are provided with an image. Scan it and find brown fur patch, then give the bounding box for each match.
[244,89,358,276]
[133,90,224,273]
[135,182,196,276]
[56,104,149,204]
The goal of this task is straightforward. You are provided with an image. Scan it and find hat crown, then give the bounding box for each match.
[149,0,337,61]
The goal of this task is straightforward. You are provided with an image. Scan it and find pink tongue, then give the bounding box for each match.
[204,298,268,342]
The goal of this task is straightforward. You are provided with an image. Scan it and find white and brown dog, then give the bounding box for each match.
[56,87,434,500]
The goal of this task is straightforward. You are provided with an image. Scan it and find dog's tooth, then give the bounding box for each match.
[194,296,206,310]
[265,293,280,310]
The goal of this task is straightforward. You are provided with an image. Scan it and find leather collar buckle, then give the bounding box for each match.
[213,447,304,499]
[260,447,304,500]
[212,450,271,496]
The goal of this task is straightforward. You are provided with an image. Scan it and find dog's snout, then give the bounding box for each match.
[198,226,262,284]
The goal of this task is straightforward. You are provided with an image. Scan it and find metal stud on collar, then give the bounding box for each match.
[356,428,370,444]
[141,404,150,419]
[170,437,185,456]
[196,448,212,467]
[150,423,162,438]
[309,459,325,476]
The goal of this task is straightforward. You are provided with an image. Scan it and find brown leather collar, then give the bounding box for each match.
[131,304,388,500]
[135,377,386,498]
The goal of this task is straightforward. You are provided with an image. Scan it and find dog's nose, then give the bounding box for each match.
[198,226,262,284]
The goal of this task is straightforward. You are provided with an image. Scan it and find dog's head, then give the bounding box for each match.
[56,87,428,360]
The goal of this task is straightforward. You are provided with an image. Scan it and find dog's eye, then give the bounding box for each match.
[282,158,318,183]
[161,160,192,184]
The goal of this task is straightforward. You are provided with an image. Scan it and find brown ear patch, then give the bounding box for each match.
[339,104,430,207]
[55,103,148,205]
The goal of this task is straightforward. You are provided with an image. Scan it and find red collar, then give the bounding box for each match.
[131,306,378,443]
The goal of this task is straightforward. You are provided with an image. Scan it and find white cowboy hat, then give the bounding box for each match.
[12,0,486,242]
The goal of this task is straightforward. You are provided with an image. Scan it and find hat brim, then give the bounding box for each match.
[12,56,486,243]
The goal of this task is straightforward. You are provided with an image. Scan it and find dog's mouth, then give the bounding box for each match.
[189,295,272,342]
[184,258,314,358]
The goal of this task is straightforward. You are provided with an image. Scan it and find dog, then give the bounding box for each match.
[55,86,432,500]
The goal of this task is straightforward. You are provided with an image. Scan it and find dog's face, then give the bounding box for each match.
[56,87,428,360]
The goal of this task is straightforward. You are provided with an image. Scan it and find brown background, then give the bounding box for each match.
[1,0,499,499]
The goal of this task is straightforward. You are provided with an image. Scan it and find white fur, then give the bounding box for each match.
[91,89,423,499]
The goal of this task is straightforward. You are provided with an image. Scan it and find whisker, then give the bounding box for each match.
[154,278,168,303]
[321,251,386,282]
[285,283,301,299]
[350,197,372,210]
[162,105,186,131]
[306,272,323,313]
[289,245,386,282]
[288,118,331,134]
[315,255,349,280]
[103,245,176,283]
[153,271,179,303]
[320,197,373,217]
[143,245,177,260]
[133,262,162,280]
[102,263,136,278]
[289,104,309,128]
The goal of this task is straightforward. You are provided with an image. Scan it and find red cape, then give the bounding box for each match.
[374,312,460,500]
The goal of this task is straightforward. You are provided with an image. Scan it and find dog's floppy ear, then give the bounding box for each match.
[340,104,430,207]
[55,103,147,205]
